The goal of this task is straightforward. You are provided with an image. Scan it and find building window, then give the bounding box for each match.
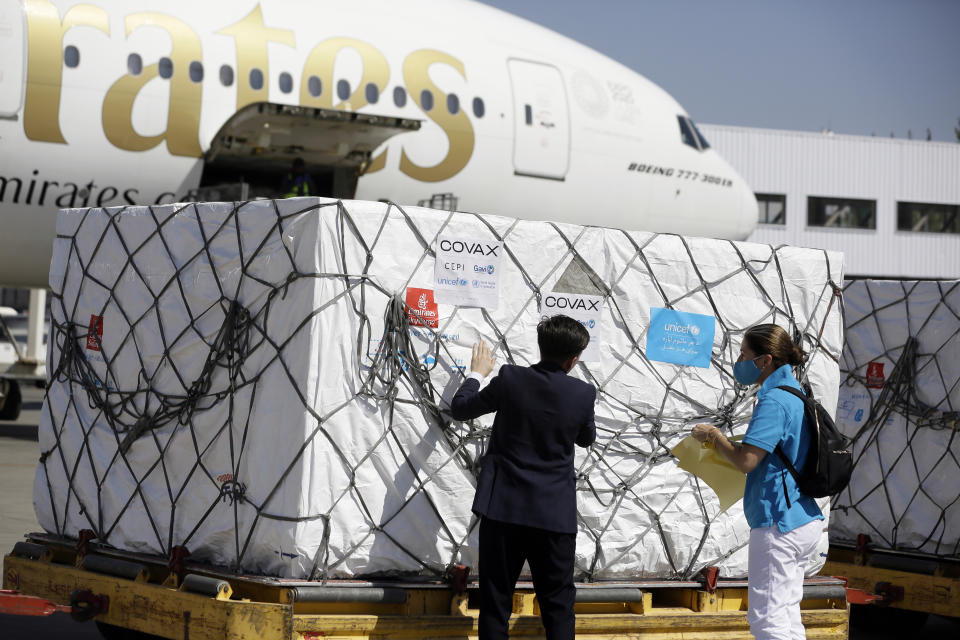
[808,196,876,229]
[897,201,960,234]
[757,193,786,225]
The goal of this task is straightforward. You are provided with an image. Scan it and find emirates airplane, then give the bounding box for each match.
[0,0,758,290]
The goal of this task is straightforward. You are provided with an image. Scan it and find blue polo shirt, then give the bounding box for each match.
[742,364,824,533]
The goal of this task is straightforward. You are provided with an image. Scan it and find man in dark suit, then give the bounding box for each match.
[450,315,597,640]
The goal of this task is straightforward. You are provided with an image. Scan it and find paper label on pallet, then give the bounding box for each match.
[542,292,603,362]
[433,236,501,309]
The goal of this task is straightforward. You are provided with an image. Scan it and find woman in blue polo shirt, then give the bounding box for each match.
[692,324,824,640]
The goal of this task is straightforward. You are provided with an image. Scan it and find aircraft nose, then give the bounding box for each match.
[738,183,759,240]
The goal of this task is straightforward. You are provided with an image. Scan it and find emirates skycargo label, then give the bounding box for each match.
[866,361,885,388]
[406,287,439,328]
[433,235,501,309]
[86,315,104,351]
[542,293,603,362]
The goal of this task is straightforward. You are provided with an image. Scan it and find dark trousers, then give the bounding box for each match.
[478,517,576,640]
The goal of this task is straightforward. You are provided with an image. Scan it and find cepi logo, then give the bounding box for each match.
[486,265,495,275]
[588,319,596,329]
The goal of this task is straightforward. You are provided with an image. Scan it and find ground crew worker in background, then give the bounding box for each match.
[281,157,316,197]
[451,315,597,640]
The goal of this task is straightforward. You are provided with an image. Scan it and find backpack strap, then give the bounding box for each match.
[773,385,808,507]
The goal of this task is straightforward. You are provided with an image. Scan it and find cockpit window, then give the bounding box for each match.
[677,115,699,150]
[691,120,710,150]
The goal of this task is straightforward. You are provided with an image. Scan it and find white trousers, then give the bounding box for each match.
[747,519,822,640]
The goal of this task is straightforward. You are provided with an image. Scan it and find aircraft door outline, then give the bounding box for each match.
[0,0,26,116]
[507,58,570,181]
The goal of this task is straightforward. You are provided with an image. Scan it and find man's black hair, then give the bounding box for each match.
[537,314,590,363]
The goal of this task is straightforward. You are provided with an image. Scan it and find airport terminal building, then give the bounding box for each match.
[699,124,960,279]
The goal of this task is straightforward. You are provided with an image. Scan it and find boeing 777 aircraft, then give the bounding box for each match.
[0,0,757,291]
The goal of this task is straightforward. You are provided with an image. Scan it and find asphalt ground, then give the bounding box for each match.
[1,384,957,639]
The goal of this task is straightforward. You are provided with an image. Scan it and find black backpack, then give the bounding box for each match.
[773,385,853,503]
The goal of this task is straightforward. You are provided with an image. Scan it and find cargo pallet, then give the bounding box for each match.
[3,532,849,639]
[822,538,960,619]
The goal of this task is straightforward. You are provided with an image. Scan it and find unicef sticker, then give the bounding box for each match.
[646,307,716,368]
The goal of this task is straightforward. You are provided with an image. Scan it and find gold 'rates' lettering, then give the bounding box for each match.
[101,13,203,157]
[218,4,295,112]
[23,0,109,144]
[400,50,474,183]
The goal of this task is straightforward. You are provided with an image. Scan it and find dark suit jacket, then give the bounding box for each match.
[450,361,597,534]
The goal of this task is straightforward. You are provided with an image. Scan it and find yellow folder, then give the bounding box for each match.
[670,435,746,512]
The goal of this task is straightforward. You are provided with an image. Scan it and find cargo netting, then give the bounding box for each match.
[36,198,843,580]
[833,279,960,558]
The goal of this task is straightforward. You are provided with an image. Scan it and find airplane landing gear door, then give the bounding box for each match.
[0,0,24,117]
[507,59,570,181]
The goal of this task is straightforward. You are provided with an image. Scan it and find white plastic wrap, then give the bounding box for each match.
[36,198,844,579]
[833,279,960,557]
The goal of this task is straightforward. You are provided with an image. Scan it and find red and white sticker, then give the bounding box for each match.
[866,361,885,388]
[86,315,104,351]
[405,288,439,328]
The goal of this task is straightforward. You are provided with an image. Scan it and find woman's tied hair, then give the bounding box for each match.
[744,323,805,367]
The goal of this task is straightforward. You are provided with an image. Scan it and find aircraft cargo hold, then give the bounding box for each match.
[34,198,844,581]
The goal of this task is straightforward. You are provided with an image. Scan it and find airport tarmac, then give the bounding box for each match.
[1,384,956,639]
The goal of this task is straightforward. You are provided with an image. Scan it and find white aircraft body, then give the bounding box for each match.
[0,0,758,290]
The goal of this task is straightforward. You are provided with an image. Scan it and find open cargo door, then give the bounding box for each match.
[197,102,420,201]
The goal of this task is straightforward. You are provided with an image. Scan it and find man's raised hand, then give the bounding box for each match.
[471,340,497,378]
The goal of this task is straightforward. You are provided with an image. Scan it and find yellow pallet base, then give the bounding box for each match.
[5,552,848,640]
[822,557,960,618]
